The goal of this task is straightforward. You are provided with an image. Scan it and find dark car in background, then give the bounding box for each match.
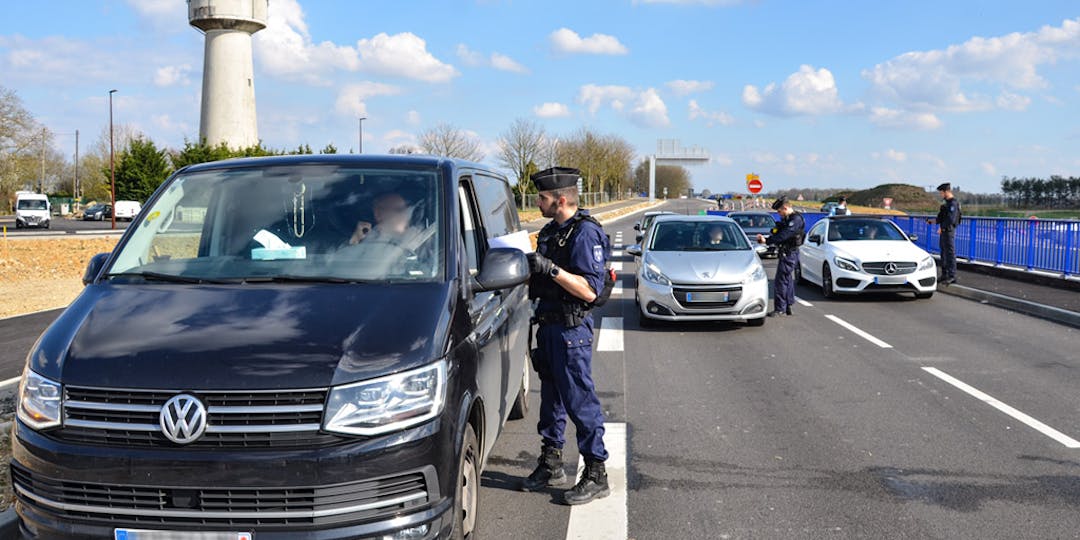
[12,155,533,539]
[81,203,112,221]
[729,211,779,258]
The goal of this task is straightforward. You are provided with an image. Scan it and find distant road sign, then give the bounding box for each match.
[747,178,763,194]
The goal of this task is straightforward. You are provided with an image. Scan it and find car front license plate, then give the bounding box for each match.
[685,291,730,303]
[874,276,906,285]
[115,530,252,540]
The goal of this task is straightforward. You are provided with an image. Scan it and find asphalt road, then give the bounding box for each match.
[0,215,130,235]
[2,200,1078,538]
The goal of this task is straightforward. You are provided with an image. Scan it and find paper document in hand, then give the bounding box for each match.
[488,230,534,253]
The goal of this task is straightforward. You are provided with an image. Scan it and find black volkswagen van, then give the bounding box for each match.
[11,155,533,539]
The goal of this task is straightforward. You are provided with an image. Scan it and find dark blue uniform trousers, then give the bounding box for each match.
[940,229,957,279]
[535,317,608,462]
[774,250,798,313]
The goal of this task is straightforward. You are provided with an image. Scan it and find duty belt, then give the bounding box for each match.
[531,312,563,325]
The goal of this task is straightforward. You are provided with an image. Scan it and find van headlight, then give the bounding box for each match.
[324,360,447,436]
[18,369,62,430]
[834,257,859,272]
[918,256,935,271]
[743,266,767,283]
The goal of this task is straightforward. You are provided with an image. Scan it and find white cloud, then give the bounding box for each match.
[873,149,908,162]
[996,91,1032,111]
[981,162,998,176]
[688,99,734,126]
[455,44,485,66]
[577,85,669,128]
[490,52,528,74]
[125,0,187,29]
[868,107,943,130]
[154,64,192,87]
[405,110,422,125]
[550,28,628,55]
[534,102,572,118]
[666,79,714,96]
[862,17,1080,113]
[254,0,455,84]
[334,82,402,117]
[742,65,849,116]
[713,154,734,166]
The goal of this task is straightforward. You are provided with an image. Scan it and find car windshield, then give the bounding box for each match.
[108,164,444,283]
[649,221,751,251]
[17,199,47,210]
[828,220,906,241]
[731,214,774,228]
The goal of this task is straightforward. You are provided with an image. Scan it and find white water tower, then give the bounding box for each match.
[189,0,268,149]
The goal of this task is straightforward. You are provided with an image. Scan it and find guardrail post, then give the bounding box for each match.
[1065,221,1075,277]
[994,219,1004,266]
[967,218,977,261]
[1026,219,1036,271]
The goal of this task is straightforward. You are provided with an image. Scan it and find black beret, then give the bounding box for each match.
[771,196,788,211]
[532,167,581,192]
[937,182,951,192]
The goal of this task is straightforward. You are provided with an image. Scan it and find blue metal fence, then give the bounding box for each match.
[709,210,1080,277]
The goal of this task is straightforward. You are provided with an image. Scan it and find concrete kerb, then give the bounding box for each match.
[0,508,18,539]
[936,283,1080,330]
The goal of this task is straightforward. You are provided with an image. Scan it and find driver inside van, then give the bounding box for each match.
[349,192,417,245]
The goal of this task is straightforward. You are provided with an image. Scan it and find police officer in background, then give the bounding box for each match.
[927,182,961,284]
[521,167,611,506]
[757,196,805,317]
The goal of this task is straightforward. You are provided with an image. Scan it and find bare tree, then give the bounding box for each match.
[388,144,421,155]
[496,118,546,207]
[417,123,484,162]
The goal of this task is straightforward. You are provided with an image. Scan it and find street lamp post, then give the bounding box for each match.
[109,89,117,230]
[358,117,366,154]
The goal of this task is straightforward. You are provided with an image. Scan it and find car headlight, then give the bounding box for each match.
[642,261,672,286]
[324,360,447,436]
[834,257,859,272]
[918,256,935,271]
[743,265,767,284]
[18,369,62,430]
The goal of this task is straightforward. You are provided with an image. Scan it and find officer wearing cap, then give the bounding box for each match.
[757,196,805,316]
[520,167,611,505]
[927,182,961,284]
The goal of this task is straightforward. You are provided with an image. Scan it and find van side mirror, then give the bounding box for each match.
[83,253,110,285]
[908,234,919,242]
[626,245,642,256]
[754,244,768,254]
[472,248,529,292]
[808,234,822,245]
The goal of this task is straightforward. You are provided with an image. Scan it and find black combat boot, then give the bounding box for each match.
[520,446,566,492]
[563,459,610,505]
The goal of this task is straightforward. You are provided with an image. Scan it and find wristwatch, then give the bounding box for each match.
[548,266,560,278]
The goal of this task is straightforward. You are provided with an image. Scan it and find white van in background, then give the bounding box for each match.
[15,192,50,229]
[113,200,142,221]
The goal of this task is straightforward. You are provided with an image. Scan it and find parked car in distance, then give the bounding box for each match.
[627,215,769,327]
[729,211,779,258]
[14,192,50,229]
[113,200,142,221]
[81,203,113,221]
[12,154,532,539]
[798,216,936,299]
[820,202,839,214]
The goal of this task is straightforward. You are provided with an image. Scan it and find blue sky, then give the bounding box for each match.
[2,0,1079,194]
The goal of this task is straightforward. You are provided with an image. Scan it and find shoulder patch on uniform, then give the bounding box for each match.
[593,245,604,263]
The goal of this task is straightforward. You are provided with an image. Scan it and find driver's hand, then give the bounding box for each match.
[756,234,766,244]
[350,221,373,245]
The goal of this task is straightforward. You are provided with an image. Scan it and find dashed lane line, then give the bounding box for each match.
[0,376,22,389]
[824,314,893,348]
[922,367,1080,449]
[611,262,624,272]
[612,280,624,297]
[794,296,813,307]
[565,422,628,540]
[596,317,624,352]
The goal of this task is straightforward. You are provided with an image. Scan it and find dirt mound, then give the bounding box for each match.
[847,184,937,211]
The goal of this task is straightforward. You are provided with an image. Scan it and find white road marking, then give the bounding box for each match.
[0,376,22,389]
[612,280,624,296]
[794,296,813,307]
[565,422,628,540]
[596,317,624,352]
[614,243,623,249]
[825,315,893,348]
[612,250,623,258]
[611,261,624,272]
[922,367,1080,449]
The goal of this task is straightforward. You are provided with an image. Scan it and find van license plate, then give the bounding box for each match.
[115,530,252,540]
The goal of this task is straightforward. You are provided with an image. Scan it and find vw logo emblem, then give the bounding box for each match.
[884,262,899,275]
[160,394,207,444]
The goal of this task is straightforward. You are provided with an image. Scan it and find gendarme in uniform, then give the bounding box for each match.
[761,196,805,316]
[520,167,611,506]
[932,182,961,285]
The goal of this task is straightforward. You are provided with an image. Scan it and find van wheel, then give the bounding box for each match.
[508,363,529,420]
[451,424,479,540]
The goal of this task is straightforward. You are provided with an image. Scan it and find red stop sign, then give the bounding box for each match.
[747,179,763,194]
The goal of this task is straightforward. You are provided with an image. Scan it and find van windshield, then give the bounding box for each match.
[108,164,444,283]
[17,199,47,210]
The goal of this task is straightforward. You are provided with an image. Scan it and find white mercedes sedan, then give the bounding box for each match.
[627,215,769,327]
[797,216,937,299]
